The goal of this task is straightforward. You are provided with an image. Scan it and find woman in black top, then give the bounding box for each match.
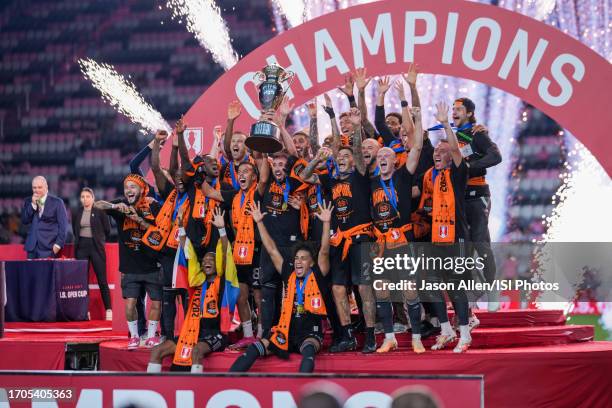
[73,187,112,320]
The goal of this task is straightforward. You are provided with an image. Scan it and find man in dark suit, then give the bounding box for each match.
[21,176,68,259]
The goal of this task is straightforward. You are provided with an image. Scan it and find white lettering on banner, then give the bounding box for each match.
[404,11,436,62]
[538,53,585,106]
[114,390,168,408]
[207,390,262,408]
[498,29,549,88]
[350,13,396,68]
[272,391,297,408]
[442,12,459,64]
[462,17,502,71]
[176,390,194,408]
[315,29,350,82]
[345,391,393,408]
[235,71,260,118]
[266,43,314,98]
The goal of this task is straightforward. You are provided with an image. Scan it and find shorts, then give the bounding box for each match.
[121,272,162,301]
[272,315,324,353]
[197,332,227,352]
[236,246,261,288]
[330,240,373,286]
[260,244,294,288]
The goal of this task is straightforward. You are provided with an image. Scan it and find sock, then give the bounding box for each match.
[440,321,454,336]
[299,343,316,373]
[430,317,440,328]
[459,325,472,341]
[147,320,159,338]
[229,341,265,372]
[257,323,263,338]
[412,333,422,340]
[128,320,139,338]
[365,327,375,343]
[147,362,162,373]
[242,320,254,338]
[191,364,203,373]
[407,302,422,335]
[384,332,396,341]
[376,301,394,334]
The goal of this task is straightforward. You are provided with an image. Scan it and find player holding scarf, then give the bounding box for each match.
[229,200,332,373]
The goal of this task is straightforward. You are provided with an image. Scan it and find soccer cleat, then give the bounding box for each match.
[431,334,457,351]
[412,338,426,354]
[145,336,162,348]
[329,338,357,353]
[228,336,257,350]
[127,336,140,350]
[453,338,472,353]
[468,315,481,332]
[361,338,377,354]
[376,338,398,353]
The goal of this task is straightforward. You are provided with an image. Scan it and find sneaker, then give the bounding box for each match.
[145,336,162,348]
[376,338,398,353]
[229,336,257,350]
[127,336,140,350]
[329,338,357,353]
[431,334,457,351]
[468,315,481,332]
[453,338,472,353]
[412,338,426,354]
[361,337,377,354]
[393,323,408,333]
[105,309,113,321]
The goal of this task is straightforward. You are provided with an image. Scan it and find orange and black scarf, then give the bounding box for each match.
[419,167,456,244]
[173,276,221,366]
[231,185,257,265]
[142,189,190,252]
[270,271,326,351]
[191,180,220,247]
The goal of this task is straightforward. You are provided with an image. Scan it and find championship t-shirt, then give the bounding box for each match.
[319,171,372,235]
[260,176,303,242]
[370,166,414,233]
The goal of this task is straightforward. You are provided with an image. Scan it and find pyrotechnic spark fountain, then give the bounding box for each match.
[272,0,306,28]
[166,0,238,70]
[78,58,171,134]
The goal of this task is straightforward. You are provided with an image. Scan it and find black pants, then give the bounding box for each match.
[466,196,496,283]
[259,245,293,336]
[75,237,111,310]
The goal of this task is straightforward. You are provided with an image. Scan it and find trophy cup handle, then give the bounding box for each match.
[280,70,295,91]
[253,70,266,85]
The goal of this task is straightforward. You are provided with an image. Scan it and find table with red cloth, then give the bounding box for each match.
[4,259,89,322]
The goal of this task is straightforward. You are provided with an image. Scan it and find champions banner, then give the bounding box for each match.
[0,372,483,407]
[164,0,612,177]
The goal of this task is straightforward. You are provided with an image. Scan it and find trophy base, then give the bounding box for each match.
[247,121,284,154]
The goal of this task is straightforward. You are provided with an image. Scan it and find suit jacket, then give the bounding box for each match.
[21,194,68,253]
[72,207,111,255]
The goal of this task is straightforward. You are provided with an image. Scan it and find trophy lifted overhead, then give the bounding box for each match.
[246,63,295,154]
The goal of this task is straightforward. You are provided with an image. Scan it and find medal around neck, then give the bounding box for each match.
[246,63,294,154]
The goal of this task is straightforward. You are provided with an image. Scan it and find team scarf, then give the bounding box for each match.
[121,174,155,231]
[191,178,220,247]
[231,185,257,265]
[173,275,221,366]
[142,189,190,252]
[270,270,326,351]
[419,167,456,244]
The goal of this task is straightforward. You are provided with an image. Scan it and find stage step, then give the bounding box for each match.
[450,309,567,327]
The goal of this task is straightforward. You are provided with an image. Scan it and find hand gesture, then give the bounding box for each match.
[377,76,392,95]
[154,130,168,144]
[394,80,406,101]
[211,207,226,228]
[260,109,276,123]
[175,116,186,134]
[316,146,332,162]
[337,73,355,97]
[348,107,361,126]
[288,193,304,210]
[323,93,333,108]
[115,203,129,214]
[126,206,140,221]
[31,193,39,205]
[248,201,266,223]
[228,100,242,120]
[434,102,449,124]
[314,200,334,223]
[307,100,317,119]
[402,63,419,86]
[213,125,223,140]
[354,68,371,91]
[278,96,294,118]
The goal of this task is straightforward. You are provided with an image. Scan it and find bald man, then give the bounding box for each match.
[21,176,68,259]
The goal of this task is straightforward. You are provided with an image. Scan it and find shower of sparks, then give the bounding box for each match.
[272,0,306,27]
[166,0,238,70]
[78,58,171,134]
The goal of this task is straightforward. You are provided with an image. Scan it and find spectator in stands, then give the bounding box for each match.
[73,187,113,320]
[21,176,68,259]
[391,386,441,408]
